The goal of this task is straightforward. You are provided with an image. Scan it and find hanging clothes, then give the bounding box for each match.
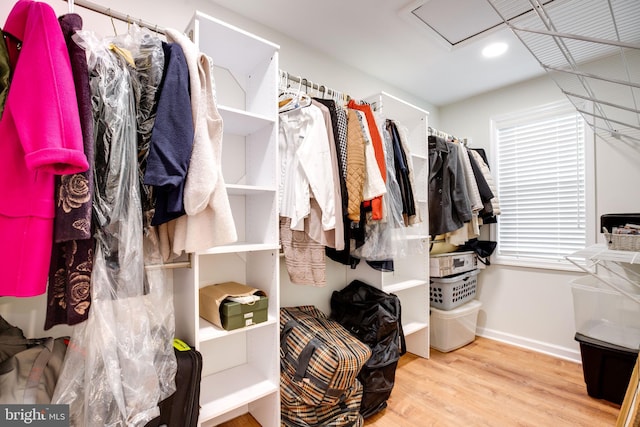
[469,148,500,220]
[393,121,422,226]
[345,108,366,222]
[46,13,95,328]
[428,135,472,236]
[348,100,386,220]
[0,0,89,297]
[308,99,344,251]
[144,41,194,227]
[279,101,338,286]
[386,120,416,220]
[52,30,174,426]
[351,113,407,262]
[126,25,166,230]
[354,109,387,203]
[443,139,482,246]
[279,103,337,232]
[164,28,237,257]
[0,25,9,117]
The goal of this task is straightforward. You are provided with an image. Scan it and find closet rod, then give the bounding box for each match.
[145,254,193,271]
[63,0,166,35]
[281,70,351,101]
[428,126,457,141]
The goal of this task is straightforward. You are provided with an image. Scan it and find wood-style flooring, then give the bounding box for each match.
[218,337,621,427]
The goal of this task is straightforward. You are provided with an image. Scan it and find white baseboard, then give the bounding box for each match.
[477,326,582,363]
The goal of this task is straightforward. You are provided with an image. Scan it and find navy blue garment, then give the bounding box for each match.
[145,42,194,226]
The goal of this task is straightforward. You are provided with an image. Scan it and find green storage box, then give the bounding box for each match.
[221,296,269,330]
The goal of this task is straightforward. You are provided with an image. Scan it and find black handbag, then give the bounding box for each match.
[459,238,497,265]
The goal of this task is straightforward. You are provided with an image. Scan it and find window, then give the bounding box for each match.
[491,101,594,270]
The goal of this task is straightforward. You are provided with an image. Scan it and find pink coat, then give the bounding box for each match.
[0,0,89,297]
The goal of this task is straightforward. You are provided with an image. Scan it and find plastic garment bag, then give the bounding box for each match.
[115,24,177,402]
[52,30,176,427]
[351,114,408,261]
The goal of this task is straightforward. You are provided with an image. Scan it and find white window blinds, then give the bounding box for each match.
[493,102,588,266]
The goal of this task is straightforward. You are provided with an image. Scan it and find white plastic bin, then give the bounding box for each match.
[571,275,640,350]
[430,299,482,352]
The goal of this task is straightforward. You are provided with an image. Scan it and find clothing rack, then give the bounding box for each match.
[63,0,166,35]
[280,70,351,102]
[63,0,190,271]
[428,126,457,141]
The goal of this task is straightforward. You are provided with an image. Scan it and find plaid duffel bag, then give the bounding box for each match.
[281,373,364,427]
[280,306,371,407]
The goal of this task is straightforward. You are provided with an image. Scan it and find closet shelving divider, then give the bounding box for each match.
[345,91,431,358]
[172,11,280,427]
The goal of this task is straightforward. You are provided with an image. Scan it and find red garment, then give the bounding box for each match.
[348,100,386,220]
[0,1,88,297]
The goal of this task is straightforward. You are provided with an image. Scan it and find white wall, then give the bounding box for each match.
[439,55,640,361]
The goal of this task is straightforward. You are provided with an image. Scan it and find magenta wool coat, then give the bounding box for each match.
[0,0,89,297]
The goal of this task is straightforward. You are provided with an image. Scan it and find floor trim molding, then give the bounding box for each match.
[477,327,582,363]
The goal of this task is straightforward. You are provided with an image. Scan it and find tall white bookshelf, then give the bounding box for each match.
[173,11,280,427]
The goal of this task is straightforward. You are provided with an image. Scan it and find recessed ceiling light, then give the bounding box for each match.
[482,42,508,58]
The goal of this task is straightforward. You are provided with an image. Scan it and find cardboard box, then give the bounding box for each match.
[199,282,267,330]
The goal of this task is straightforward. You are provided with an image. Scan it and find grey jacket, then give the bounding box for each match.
[428,136,472,235]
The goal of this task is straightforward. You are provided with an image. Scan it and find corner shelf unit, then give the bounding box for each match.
[173,11,280,427]
[346,92,431,359]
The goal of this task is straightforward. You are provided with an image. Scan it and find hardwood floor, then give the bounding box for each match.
[218,337,621,426]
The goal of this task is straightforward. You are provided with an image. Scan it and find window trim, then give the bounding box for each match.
[489,100,596,272]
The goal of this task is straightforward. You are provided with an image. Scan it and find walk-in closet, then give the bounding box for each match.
[1,0,639,426]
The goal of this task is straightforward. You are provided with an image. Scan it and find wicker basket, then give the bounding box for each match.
[604,232,640,251]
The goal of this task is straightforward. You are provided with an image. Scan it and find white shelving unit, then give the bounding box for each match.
[173,11,280,427]
[346,92,431,359]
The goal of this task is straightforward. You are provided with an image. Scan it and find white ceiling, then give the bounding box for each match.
[207,0,545,106]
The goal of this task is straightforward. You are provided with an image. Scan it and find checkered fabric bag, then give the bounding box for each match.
[281,374,364,427]
[280,306,371,407]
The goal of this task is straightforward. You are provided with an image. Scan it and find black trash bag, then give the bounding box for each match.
[330,280,406,418]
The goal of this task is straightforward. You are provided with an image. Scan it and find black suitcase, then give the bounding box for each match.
[145,339,203,427]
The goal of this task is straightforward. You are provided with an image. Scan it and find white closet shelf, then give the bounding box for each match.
[198,365,278,423]
[226,184,277,195]
[218,105,275,136]
[198,317,278,343]
[402,321,429,336]
[381,278,429,294]
[194,11,279,78]
[197,243,280,256]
